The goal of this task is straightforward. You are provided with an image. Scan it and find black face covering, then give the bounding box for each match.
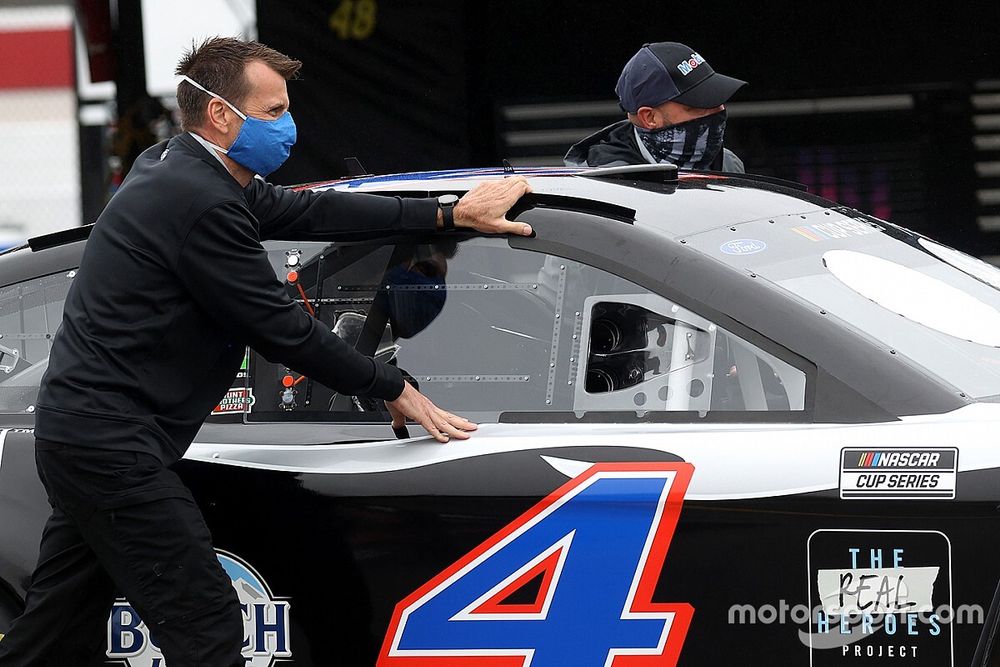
[636,109,727,170]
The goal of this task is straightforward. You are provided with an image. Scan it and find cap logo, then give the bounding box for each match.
[676,52,706,76]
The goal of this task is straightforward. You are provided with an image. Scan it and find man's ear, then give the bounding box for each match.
[634,106,659,129]
[206,98,231,134]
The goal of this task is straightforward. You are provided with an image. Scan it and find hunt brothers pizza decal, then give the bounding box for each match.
[212,387,255,415]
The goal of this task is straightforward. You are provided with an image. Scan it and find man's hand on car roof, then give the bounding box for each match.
[453,176,533,236]
[385,382,478,443]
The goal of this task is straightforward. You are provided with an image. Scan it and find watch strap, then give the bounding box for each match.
[440,201,455,230]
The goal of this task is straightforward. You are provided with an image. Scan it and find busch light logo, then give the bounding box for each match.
[107,550,292,666]
[720,239,767,255]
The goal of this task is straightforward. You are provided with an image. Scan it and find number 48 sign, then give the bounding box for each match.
[378,463,694,667]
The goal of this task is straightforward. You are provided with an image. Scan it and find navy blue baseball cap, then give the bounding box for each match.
[616,42,747,113]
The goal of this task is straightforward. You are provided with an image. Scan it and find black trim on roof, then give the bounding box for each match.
[508,193,636,225]
[361,190,637,225]
[579,164,679,184]
[27,224,93,252]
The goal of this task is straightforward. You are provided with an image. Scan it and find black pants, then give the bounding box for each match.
[0,440,243,666]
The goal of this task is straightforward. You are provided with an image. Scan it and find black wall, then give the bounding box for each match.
[257,0,471,184]
[466,2,999,100]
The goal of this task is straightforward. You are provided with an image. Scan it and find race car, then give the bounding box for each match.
[1,163,999,666]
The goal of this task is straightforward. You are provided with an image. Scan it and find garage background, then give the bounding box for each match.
[2,0,998,262]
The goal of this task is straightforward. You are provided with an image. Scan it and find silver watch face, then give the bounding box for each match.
[437,194,459,205]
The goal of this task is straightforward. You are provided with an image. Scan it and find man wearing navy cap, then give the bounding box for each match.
[565,42,747,172]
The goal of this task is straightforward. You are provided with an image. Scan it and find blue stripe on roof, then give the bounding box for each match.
[332,166,583,188]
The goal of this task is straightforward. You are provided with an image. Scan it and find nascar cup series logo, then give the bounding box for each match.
[107,550,291,666]
[839,448,958,500]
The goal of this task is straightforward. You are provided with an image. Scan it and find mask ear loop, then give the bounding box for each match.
[178,75,247,121]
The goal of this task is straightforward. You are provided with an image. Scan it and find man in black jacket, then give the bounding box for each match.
[564,42,747,172]
[0,38,531,666]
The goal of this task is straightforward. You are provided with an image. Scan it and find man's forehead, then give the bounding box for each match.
[244,60,289,102]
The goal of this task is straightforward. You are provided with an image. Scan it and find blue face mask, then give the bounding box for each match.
[180,75,297,177]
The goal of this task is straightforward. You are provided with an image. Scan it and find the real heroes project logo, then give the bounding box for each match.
[107,550,291,667]
[807,530,953,665]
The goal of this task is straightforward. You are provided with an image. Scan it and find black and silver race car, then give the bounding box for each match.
[1,164,999,666]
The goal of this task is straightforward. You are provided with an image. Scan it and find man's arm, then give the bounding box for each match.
[249,176,535,241]
[178,201,404,398]
[177,202,477,441]
[249,178,438,241]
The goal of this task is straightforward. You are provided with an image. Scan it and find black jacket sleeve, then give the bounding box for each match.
[246,178,439,241]
[176,202,405,400]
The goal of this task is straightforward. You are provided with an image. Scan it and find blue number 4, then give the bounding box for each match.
[378,463,694,667]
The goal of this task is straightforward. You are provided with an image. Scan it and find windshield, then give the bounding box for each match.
[685,206,1000,399]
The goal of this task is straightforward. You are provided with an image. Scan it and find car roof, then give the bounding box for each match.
[307,167,835,239]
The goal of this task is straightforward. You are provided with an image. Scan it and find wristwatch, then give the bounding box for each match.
[437,194,459,230]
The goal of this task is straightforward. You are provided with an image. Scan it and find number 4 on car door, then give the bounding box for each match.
[378,463,694,667]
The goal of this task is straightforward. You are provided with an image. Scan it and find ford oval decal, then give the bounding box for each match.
[720,239,767,255]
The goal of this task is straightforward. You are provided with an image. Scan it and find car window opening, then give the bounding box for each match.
[241,237,807,426]
[0,271,74,414]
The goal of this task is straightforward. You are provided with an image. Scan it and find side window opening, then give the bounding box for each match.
[248,237,808,424]
[576,296,716,412]
[576,295,804,414]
